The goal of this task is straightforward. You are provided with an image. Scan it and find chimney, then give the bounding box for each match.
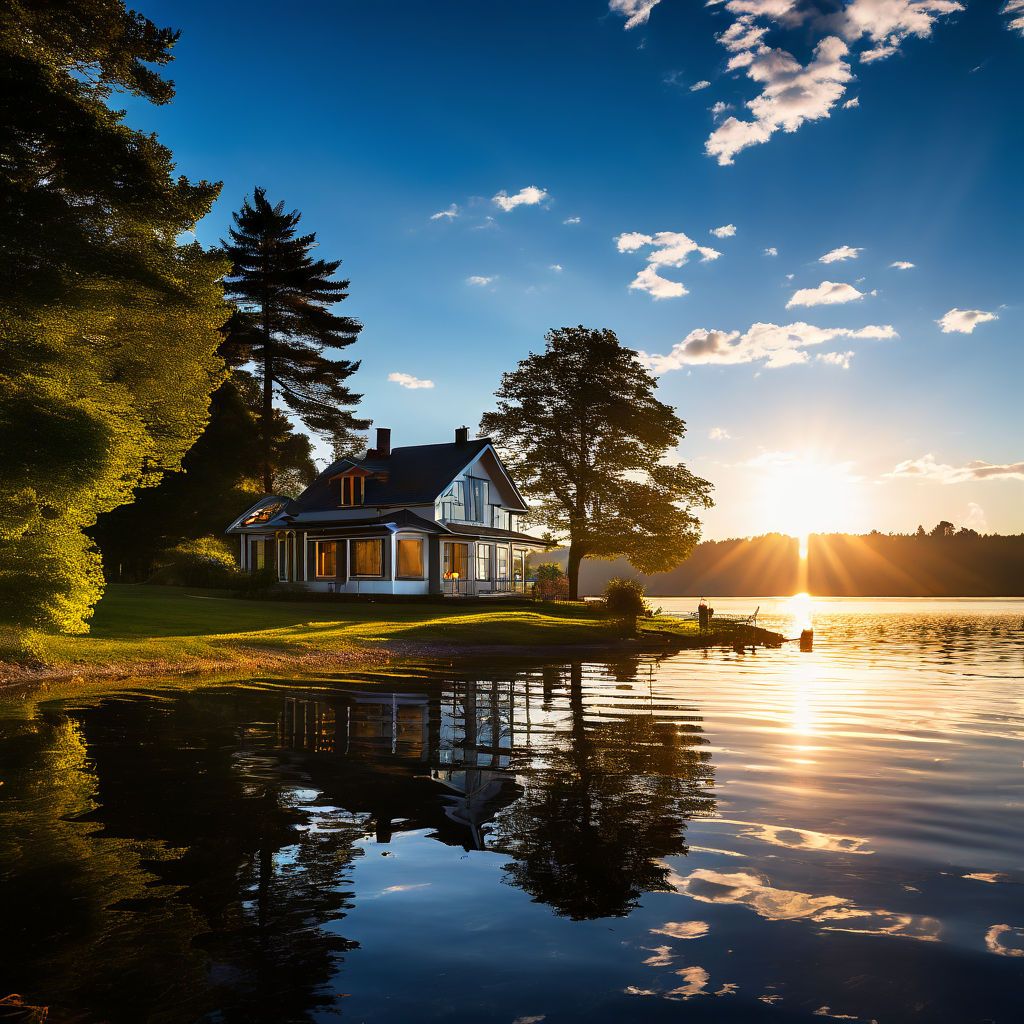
[455,426,469,444]
[374,427,391,457]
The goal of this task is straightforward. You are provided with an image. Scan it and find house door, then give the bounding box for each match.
[513,549,527,592]
[277,537,289,581]
[443,542,470,593]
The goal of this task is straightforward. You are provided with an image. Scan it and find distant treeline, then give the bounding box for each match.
[548,529,1024,597]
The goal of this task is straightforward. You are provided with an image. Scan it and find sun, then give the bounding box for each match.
[751,451,863,552]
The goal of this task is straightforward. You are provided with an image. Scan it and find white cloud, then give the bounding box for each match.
[708,426,732,440]
[787,280,865,307]
[651,921,710,939]
[764,246,779,256]
[706,37,852,165]
[667,966,711,1001]
[690,79,712,91]
[819,245,862,263]
[617,230,720,299]
[609,0,663,29]
[710,100,733,120]
[466,275,495,287]
[816,350,855,369]
[937,308,998,334]
[888,454,1024,483]
[630,264,688,299]
[837,0,965,62]
[964,502,987,531]
[711,223,737,238]
[430,203,458,221]
[549,263,563,272]
[1005,0,1024,35]
[890,260,915,270]
[387,372,435,390]
[843,96,860,108]
[638,321,896,372]
[492,186,548,212]
[563,216,581,225]
[986,924,1024,958]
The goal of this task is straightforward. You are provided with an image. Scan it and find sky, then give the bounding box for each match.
[128,0,1023,540]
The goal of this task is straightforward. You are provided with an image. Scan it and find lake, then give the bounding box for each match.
[2,597,1023,1022]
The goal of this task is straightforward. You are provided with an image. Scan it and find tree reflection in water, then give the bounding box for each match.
[0,660,714,1021]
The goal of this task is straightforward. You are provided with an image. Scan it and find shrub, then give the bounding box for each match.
[150,536,240,588]
[533,561,569,601]
[233,565,279,598]
[604,577,647,635]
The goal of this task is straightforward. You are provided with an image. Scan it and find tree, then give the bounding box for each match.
[480,326,713,599]
[930,520,955,538]
[0,1,228,654]
[220,190,367,493]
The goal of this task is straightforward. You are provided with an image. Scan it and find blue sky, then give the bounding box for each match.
[131,0,1022,538]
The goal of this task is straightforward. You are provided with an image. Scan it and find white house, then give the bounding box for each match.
[225,426,547,595]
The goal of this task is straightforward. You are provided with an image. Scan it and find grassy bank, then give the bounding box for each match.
[1,585,781,686]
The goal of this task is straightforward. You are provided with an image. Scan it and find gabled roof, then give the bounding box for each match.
[288,438,528,514]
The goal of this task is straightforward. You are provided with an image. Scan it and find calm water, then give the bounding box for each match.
[2,598,1023,1023]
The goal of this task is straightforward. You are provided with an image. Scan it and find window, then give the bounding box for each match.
[340,474,365,506]
[467,478,489,522]
[242,500,284,526]
[443,542,469,579]
[315,541,338,578]
[438,480,466,521]
[476,543,492,581]
[253,539,265,570]
[497,545,509,581]
[352,538,383,577]
[277,538,289,581]
[396,538,424,579]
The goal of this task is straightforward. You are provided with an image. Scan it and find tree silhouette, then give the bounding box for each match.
[221,190,367,492]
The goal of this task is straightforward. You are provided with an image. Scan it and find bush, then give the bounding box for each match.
[149,536,240,588]
[604,577,647,635]
[233,565,279,598]
[533,561,569,601]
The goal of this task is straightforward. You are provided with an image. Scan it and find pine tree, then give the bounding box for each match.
[221,190,367,493]
[0,1,228,655]
[481,326,714,600]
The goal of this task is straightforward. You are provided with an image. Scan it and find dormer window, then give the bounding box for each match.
[330,466,371,507]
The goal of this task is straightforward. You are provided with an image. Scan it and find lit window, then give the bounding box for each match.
[443,542,469,579]
[253,539,265,570]
[352,539,383,577]
[397,538,424,579]
[340,474,365,506]
[242,501,284,526]
[315,541,338,578]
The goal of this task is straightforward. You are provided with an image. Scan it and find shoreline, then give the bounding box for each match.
[0,626,784,693]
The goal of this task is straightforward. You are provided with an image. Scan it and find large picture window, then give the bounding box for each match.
[476,543,492,581]
[315,540,338,578]
[396,538,424,579]
[352,538,384,577]
[443,542,469,579]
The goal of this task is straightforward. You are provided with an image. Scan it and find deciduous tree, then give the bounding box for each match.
[481,326,713,599]
[0,0,228,654]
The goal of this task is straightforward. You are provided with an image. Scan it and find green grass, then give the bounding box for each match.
[3,585,770,686]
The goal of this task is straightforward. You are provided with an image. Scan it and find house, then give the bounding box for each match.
[225,426,548,595]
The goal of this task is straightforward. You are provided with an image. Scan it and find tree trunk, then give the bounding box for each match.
[261,314,273,493]
[567,540,583,601]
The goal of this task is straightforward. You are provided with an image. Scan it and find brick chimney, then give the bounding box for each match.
[455,426,469,444]
[374,427,391,457]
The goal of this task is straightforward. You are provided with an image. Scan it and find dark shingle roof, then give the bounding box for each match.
[290,439,493,513]
[285,509,446,533]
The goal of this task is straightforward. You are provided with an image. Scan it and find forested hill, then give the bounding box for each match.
[551,531,1024,597]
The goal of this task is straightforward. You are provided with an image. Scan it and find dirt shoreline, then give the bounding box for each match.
[0,627,784,693]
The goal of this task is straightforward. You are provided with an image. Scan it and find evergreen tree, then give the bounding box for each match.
[220,190,367,493]
[480,326,713,600]
[0,1,228,654]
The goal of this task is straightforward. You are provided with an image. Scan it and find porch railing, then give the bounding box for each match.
[442,577,535,597]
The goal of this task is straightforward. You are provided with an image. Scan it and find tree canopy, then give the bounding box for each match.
[220,190,367,492]
[0,0,228,654]
[480,326,713,599]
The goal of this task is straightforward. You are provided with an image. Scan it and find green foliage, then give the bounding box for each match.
[533,562,569,601]
[481,326,713,598]
[150,537,240,589]
[220,189,367,491]
[604,578,647,618]
[0,2,228,647]
[0,2,229,646]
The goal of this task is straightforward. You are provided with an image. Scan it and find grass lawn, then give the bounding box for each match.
[3,585,770,686]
